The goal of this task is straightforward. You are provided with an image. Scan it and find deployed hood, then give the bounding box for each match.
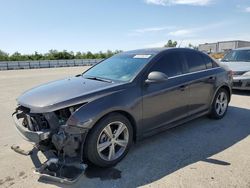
[17,76,123,113]
[220,61,250,72]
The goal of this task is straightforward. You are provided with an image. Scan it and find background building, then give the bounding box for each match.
[198,40,250,53]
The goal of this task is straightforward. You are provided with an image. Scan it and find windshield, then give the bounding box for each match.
[222,50,250,62]
[82,53,153,82]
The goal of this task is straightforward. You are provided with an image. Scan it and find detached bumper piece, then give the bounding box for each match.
[11,145,87,184]
[35,158,87,184]
[11,144,33,156]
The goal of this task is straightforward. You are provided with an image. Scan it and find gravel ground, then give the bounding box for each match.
[0,67,249,188]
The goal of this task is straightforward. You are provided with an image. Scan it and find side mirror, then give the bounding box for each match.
[145,71,168,84]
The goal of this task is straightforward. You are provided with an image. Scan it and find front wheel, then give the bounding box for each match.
[209,88,229,119]
[84,113,133,167]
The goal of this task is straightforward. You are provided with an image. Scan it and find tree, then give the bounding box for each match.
[164,40,177,47]
[106,50,113,58]
[45,49,58,60]
[75,52,82,59]
[9,52,23,61]
[31,51,43,60]
[86,51,95,59]
[0,49,123,61]
[0,50,9,61]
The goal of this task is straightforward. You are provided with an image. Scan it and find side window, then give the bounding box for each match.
[150,52,183,77]
[212,58,219,68]
[202,54,213,69]
[201,54,219,68]
[184,51,206,72]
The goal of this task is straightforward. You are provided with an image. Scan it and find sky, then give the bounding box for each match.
[0,0,250,54]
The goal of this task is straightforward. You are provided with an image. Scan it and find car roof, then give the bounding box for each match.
[122,47,197,55]
[234,47,250,51]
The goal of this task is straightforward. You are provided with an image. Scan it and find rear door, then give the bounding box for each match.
[142,51,189,133]
[183,51,216,115]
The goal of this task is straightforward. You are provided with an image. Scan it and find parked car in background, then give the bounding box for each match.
[220,47,250,90]
[12,48,232,182]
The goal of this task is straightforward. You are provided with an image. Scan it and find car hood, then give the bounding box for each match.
[220,61,250,72]
[17,76,124,113]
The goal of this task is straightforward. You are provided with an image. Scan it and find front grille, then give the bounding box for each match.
[15,107,49,131]
[233,81,242,87]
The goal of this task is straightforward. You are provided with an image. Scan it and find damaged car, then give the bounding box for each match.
[12,48,232,182]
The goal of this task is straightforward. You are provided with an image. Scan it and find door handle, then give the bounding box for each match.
[209,76,215,80]
[179,85,187,91]
[208,76,216,82]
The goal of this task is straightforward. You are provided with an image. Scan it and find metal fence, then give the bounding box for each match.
[0,59,102,71]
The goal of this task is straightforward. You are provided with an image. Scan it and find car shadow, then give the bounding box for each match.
[39,106,250,188]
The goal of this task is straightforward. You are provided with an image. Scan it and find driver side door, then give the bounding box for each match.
[142,51,189,134]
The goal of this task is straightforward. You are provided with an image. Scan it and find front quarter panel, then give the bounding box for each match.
[66,83,142,133]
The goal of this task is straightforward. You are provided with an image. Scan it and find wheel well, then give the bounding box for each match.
[116,111,137,141]
[112,111,137,142]
[82,110,137,162]
[220,85,231,102]
[95,110,137,142]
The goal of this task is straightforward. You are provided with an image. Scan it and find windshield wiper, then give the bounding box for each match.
[85,76,113,83]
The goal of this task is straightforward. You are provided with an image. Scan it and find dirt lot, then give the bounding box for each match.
[0,67,249,188]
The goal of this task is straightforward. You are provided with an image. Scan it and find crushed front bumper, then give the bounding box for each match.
[232,76,250,90]
[12,113,50,143]
[12,109,88,183]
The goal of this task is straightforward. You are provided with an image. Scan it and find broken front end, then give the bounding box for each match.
[12,104,88,183]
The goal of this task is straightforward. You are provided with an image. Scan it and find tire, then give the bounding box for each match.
[84,113,133,167]
[209,88,229,119]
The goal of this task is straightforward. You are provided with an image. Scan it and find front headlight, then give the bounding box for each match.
[242,71,250,77]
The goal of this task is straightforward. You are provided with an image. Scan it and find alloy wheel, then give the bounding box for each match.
[97,121,129,161]
[215,91,228,116]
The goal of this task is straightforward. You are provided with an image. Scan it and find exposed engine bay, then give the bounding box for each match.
[12,104,88,183]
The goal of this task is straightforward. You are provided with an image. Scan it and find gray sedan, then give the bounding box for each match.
[220,47,250,90]
[12,48,232,182]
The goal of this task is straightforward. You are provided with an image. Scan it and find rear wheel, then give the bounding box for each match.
[84,113,133,167]
[209,88,229,119]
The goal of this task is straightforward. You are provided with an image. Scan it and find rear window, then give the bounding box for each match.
[184,51,206,72]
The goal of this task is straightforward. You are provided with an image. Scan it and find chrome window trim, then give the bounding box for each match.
[168,67,221,80]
